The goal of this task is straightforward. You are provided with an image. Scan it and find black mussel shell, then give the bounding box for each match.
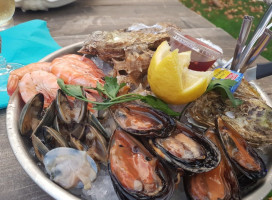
[149,121,221,173]
[216,117,267,181]
[184,128,241,200]
[56,89,87,124]
[19,93,44,136]
[110,103,175,138]
[108,129,174,200]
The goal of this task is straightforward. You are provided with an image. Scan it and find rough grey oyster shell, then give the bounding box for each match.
[187,79,272,147]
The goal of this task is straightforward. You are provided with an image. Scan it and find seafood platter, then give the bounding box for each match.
[5,22,272,200]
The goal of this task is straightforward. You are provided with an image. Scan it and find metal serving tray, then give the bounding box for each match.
[6,42,272,200]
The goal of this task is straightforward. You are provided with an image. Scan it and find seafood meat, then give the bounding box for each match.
[148,121,221,173]
[184,128,240,200]
[43,147,98,190]
[110,103,175,138]
[216,117,267,181]
[8,54,105,109]
[108,128,174,199]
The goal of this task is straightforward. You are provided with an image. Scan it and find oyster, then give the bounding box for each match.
[148,122,221,173]
[216,117,267,181]
[184,128,240,200]
[110,103,175,138]
[108,129,174,200]
[43,147,98,190]
[187,79,272,147]
[79,25,170,90]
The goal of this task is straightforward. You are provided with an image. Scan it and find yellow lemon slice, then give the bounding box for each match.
[148,41,213,104]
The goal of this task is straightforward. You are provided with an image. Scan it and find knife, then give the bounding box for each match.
[243,62,272,81]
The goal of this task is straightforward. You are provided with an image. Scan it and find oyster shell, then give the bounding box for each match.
[187,79,272,147]
[79,25,170,90]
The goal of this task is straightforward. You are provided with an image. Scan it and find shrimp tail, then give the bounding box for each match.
[7,74,19,96]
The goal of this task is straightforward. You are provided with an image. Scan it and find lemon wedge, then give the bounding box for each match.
[148,41,213,104]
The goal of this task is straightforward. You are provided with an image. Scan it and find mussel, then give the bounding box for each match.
[110,103,175,138]
[148,121,221,173]
[108,129,174,200]
[32,126,68,162]
[85,125,108,164]
[184,128,241,200]
[56,89,87,124]
[19,93,44,136]
[216,117,267,181]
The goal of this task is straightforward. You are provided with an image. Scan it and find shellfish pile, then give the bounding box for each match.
[14,23,272,199]
[19,88,268,199]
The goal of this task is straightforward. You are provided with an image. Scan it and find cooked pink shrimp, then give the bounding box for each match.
[7,62,51,96]
[19,70,59,107]
[61,54,104,78]
[50,57,104,88]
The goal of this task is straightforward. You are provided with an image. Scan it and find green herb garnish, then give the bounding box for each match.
[57,77,180,116]
[206,79,243,107]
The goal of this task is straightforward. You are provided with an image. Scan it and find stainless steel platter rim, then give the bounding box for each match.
[6,42,272,200]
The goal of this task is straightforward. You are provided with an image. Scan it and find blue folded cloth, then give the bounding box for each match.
[0,20,61,109]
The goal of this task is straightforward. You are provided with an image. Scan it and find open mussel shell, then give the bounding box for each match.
[56,89,87,124]
[216,117,267,181]
[88,112,111,141]
[110,103,175,138]
[42,126,69,149]
[108,129,174,200]
[19,93,44,136]
[85,125,108,164]
[32,100,56,138]
[149,121,221,173]
[32,125,69,162]
[32,135,49,162]
[184,128,241,200]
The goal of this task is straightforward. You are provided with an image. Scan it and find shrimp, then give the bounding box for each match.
[19,70,59,107]
[61,54,104,78]
[50,56,105,88]
[7,62,51,96]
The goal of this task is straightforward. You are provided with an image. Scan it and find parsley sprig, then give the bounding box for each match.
[206,79,243,107]
[57,77,180,116]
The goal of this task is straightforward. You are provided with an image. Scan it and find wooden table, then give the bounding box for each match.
[0,0,271,199]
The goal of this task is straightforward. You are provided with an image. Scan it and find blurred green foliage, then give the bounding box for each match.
[180,0,271,61]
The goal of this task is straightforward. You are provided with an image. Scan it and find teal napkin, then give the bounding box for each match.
[0,20,61,109]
